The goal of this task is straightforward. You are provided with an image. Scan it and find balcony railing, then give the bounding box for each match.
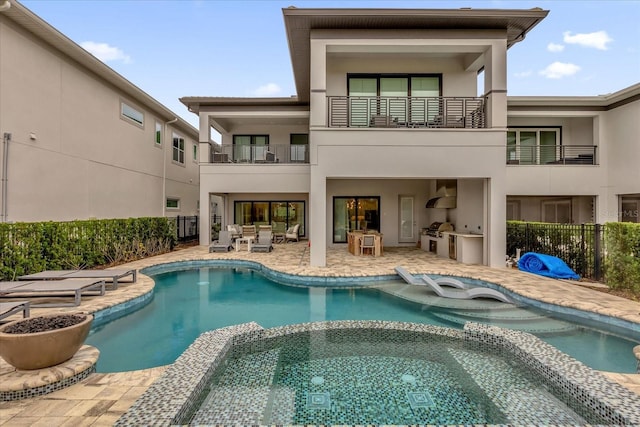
[506,145,597,165]
[327,96,485,129]
[210,144,309,164]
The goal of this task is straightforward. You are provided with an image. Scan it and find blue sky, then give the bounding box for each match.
[21,0,640,129]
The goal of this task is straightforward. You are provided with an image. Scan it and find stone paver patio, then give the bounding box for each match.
[1,242,638,425]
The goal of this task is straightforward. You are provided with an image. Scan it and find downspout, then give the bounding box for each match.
[162,118,178,217]
[1,133,10,222]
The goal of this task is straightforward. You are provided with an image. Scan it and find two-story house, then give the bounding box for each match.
[182,7,639,268]
[0,1,201,222]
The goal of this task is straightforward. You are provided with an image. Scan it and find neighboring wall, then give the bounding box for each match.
[0,13,199,222]
[604,99,640,222]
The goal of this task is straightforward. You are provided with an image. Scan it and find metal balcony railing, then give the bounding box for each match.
[506,145,597,165]
[327,96,486,128]
[209,144,309,164]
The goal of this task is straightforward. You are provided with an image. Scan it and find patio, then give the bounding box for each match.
[1,242,639,425]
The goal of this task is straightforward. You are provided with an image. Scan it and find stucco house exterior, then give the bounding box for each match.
[0,1,201,223]
[182,7,639,268]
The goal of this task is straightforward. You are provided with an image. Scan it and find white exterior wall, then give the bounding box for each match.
[0,15,199,222]
[604,100,640,222]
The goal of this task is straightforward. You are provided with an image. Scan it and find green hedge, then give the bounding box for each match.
[604,222,640,293]
[0,218,176,281]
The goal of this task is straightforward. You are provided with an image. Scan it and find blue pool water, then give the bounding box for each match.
[86,267,639,373]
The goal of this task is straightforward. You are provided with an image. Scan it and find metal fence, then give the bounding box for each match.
[173,216,199,242]
[507,222,605,281]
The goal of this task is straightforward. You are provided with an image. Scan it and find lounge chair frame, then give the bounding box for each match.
[18,269,136,290]
[0,279,106,307]
[0,301,30,322]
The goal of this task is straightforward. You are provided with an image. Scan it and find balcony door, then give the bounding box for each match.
[233,135,268,162]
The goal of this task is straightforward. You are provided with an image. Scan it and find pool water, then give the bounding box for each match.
[187,329,598,425]
[86,267,639,373]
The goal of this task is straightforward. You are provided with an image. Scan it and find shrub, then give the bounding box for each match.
[604,222,640,293]
[0,217,176,281]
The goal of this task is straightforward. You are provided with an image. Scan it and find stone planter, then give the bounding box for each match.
[0,313,93,370]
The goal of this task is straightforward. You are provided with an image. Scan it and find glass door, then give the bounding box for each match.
[333,197,380,243]
[348,78,377,127]
[399,196,414,242]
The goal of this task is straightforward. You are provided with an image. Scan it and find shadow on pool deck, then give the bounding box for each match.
[0,243,639,425]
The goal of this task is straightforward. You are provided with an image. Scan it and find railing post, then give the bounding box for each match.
[580,224,586,278]
[594,223,602,281]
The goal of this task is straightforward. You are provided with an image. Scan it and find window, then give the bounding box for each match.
[507,128,561,165]
[172,133,185,164]
[290,134,308,163]
[506,200,521,220]
[333,196,380,243]
[155,121,162,145]
[193,144,198,162]
[347,74,441,126]
[542,199,571,223]
[166,198,180,209]
[620,194,640,223]
[232,135,269,162]
[121,102,144,126]
[234,200,305,236]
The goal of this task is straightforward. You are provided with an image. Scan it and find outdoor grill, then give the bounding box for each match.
[423,221,454,238]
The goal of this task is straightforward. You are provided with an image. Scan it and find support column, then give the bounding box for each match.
[485,178,506,268]
[483,40,508,128]
[199,191,210,246]
[309,37,327,128]
[309,167,326,267]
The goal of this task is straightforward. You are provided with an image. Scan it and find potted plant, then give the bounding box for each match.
[0,313,93,370]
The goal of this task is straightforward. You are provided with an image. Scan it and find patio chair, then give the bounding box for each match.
[209,230,234,252]
[285,224,300,242]
[18,268,136,290]
[0,279,106,307]
[360,234,376,256]
[227,224,242,239]
[251,231,274,253]
[0,301,30,322]
[241,225,257,239]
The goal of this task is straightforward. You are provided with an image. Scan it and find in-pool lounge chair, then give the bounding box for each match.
[0,301,30,322]
[0,279,106,307]
[18,268,136,290]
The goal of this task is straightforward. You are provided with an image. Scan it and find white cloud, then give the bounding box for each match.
[539,62,581,79]
[563,31,613,50]
[514,70,533,78]
[547,42,565,53]
[80,41,131,63]
[252,83,282,96]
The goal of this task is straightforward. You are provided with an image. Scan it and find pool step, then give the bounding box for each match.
[448,347,586,425]
[431,311,578,335]
[191,349,287,425]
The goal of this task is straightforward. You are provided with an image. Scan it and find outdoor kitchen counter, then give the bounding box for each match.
[440,232,484,264]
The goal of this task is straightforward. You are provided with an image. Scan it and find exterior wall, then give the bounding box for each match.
[0,15,198,222]
[604,100,640,222]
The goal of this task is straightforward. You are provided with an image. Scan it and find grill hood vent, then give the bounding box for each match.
[426,183,457,209]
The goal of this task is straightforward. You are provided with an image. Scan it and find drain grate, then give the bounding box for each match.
[406,391,434,409]
[307,392,331,410]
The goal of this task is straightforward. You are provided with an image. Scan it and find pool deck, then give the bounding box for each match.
[1,243,639,425]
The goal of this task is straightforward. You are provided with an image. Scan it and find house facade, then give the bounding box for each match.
[0,1,201,223]
[182,7,639,268]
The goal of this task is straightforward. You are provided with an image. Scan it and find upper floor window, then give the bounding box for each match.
[233,135,269,162]
[155,121,162,145]
[193,143,198,162]
[290,134,308,163]
[121,101,144,127]
[507,128,560,165]
[347,74,441,126]
[172,133,185,164]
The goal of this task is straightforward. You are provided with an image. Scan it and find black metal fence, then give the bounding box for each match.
[507,222,605,281]
[173,216,199,242]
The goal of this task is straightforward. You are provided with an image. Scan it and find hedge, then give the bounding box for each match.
[0,218,176,281]
[604,222,640,293]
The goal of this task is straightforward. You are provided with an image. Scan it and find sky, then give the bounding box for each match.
[20,0,640,131]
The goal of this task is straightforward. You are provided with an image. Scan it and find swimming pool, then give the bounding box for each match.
[87,265,639,373]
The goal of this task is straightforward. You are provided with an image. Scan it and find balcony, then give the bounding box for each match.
[210,144,309,164]
[506,145,597,165]
[327,96,485,129]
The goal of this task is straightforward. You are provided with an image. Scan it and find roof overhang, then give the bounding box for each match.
[508,83,640,111]
[283,7,549,102]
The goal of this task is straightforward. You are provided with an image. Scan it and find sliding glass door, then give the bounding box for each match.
[332,197,380,243]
